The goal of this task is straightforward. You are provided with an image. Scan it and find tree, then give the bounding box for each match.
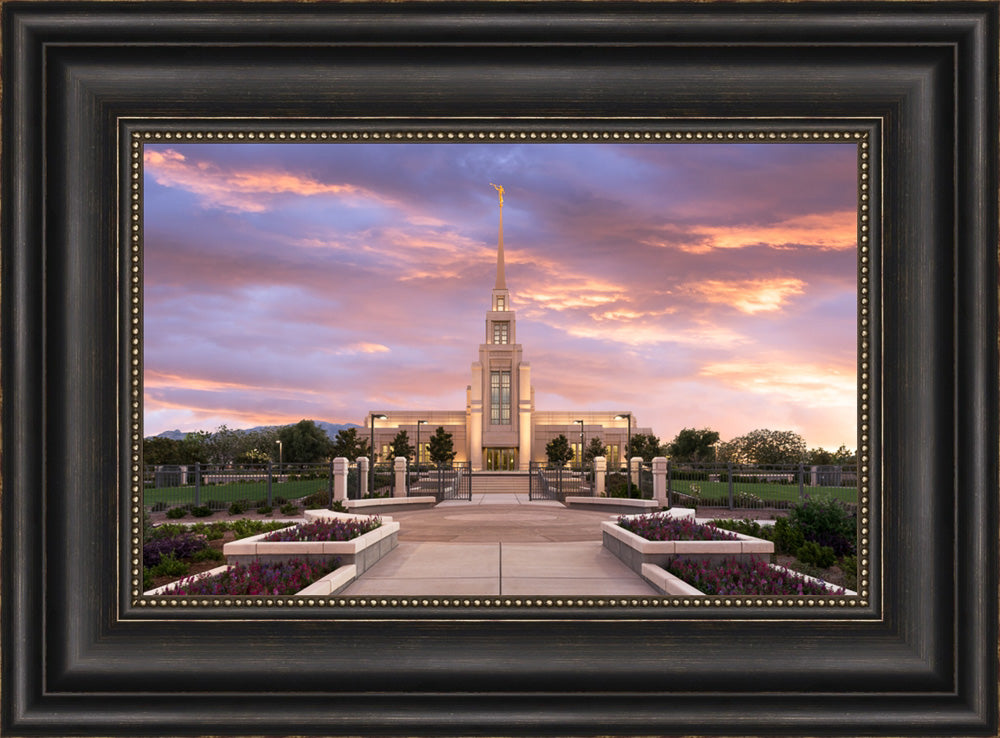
[427,426,456,466]
[177,431,210,465]
[205,424,243,465]
[666,427,720,462]
[807,444,856,466]
[331,427,370,461]
[143,436,182,466]
[582,436,608,465]
[545,434,574,467]
[387,429,415,462]
[718,428,807,465]
[807,447,835,465]
[627,433,666,462]
[277,419,334,463]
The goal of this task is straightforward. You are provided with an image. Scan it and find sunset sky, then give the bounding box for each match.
[143,141,858,451]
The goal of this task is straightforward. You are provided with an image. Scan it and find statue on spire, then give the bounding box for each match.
[490,182,505,207]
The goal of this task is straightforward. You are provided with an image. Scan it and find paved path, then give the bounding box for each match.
[339,493,657,596]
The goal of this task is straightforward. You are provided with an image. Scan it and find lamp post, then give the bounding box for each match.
[369,413,387,490]
[275,440,282,468]
[416,419,427,475]
[575,419,584,471]
[615,413,632,495]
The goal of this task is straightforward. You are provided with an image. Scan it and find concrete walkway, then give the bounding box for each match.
[339,493,658,596]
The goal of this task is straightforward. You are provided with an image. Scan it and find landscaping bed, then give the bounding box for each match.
[153,557,342,596]
[223,514,399,575]
[143,519,297,591]
[602,511,773,575]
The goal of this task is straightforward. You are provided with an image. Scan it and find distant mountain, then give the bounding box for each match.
[150,421,362,441]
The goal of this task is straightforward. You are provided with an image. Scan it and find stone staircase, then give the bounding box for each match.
[471,472,531,495]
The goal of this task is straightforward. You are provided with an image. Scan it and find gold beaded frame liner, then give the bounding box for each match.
[126,121,876,616]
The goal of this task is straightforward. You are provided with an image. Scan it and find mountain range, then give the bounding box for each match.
[150,421,362,441]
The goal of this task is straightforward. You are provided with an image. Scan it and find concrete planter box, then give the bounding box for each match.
[602,516,773,576]
[344,496,437,514]
[564,496,661,514]
[304,509,395,523]
[223,519,400,576]
[144,563,358,597]
[639,561,853,596]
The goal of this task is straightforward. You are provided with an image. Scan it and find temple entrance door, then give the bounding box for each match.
[484,448,518,471]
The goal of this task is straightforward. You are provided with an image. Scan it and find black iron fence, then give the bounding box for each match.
[668,462,858,509]
[528,462,587,501]
[143,462,334,511]
[409,462,471,501]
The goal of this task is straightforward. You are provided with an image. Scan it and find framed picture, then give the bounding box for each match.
[3,2,996,736]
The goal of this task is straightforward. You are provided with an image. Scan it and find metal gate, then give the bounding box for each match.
[410,462,471,501]
[528,462,585,501]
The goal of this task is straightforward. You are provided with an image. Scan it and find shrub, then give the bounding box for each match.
[299,491,331,509]
[839,555,858,591]
[279,502,300,516]
[151,501,169,512]
[190,505,213,518]
[159,558,338,596]
[191,547,225,563]
[667,556,843,596]
[789,495,856,557]
[148,523,189,540]
[143,532,208,568]
[228,500,247,515]
[206,499,228,511]
[330,500,348,513]
[617,514,739,542]
[202,522,229,541]
[230,519,293,539]
[273,496,288,505]
[256,505,273,516]
[735,490,764,507]
[771,516,805,555]
[710,518,773,540]
[148,552,190,579]
[261,517,381,542]
[165,507,188,519]
[796,541,837,568]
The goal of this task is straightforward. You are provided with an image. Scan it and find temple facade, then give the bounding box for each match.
[366,185,650,471]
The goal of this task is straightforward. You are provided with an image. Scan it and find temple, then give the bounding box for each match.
[366,186,650,470]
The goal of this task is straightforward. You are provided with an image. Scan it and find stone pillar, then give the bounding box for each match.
[333,457,349,503]
[469,365,483,471]
[630,456,642,490]
[652,456,668,507]
[356,456,369,498]
[593,456,607,497]
[393,456,408,498]
[518,362,532,470]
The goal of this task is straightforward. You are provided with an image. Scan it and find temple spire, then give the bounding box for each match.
[490,183,506,290]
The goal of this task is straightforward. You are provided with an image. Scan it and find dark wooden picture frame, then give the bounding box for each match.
[3,2,997,736]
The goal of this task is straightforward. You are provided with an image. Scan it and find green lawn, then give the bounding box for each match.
[670,479,857,505]
[144,478,331,507]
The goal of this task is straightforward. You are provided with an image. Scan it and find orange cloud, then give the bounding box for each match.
[699,358,856,408]
[144,148,388,212]
[337,342,391,355]
[646,210,857,254]
[684,277,806,314]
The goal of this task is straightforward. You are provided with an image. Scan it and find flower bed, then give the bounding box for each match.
[666,556,845,596]
[156,557,338,596]
[602,511,773,576]
[143,532,207,568]
[260,517,380,542]
[617,514,739,542]
[223,514,399,575]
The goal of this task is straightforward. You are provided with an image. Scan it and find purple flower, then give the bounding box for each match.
[261,517,381,542]
[618,514,740,542]
[667,556,844,596]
